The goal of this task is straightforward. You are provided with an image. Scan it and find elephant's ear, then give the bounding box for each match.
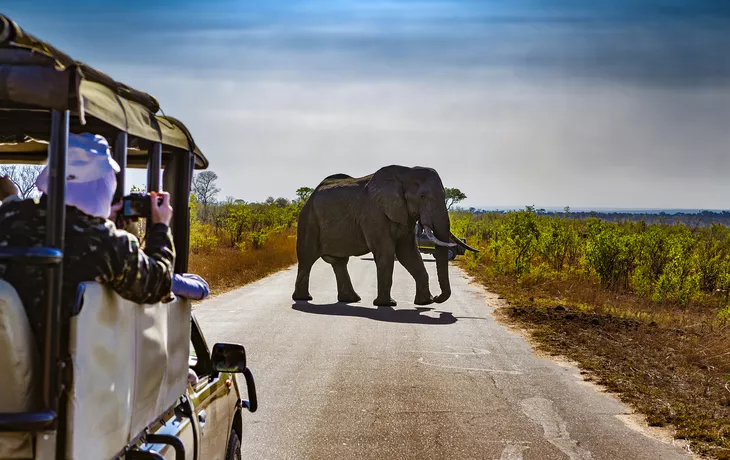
[365,166,409,226]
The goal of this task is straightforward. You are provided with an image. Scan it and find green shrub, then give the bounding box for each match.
[585,219,640,290]
[190,220,219,254]
[453,209,730,311]
[506,206,540,275]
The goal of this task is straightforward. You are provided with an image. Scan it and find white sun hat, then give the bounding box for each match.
[36,133,121,219]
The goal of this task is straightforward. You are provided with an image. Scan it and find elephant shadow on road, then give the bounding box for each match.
[291,302,457,325]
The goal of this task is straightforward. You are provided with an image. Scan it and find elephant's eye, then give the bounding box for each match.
[420,194,426,199]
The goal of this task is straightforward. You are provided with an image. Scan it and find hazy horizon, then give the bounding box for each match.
[461,205,730,213]
[4,1,729,209]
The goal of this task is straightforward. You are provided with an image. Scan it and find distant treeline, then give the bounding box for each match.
[457,207,730,227]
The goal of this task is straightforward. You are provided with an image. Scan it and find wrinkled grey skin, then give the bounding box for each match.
[293,165,467,307]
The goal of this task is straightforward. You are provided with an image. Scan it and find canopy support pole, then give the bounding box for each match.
[113,132,128,202]
[43,109,68,424]
[147,142,162,192]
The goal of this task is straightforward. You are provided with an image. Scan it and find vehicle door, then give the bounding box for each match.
[189,319,236,460]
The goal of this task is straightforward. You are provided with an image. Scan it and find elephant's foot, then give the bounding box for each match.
[414,293,434,306]
[338,291,361,303]
[373,296,397,307]
[433,292,451,304]
[292,291,313,301]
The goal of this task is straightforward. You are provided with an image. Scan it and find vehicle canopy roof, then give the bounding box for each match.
[0,14,208,169]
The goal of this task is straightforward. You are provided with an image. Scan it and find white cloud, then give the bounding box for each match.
[104,62,730,209]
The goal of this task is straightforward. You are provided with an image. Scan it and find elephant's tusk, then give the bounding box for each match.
[450,231,480,252]
[423,226,457,248]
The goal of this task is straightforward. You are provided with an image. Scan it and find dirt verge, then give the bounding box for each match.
[459,263,730,460]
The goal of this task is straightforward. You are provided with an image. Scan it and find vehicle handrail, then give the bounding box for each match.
[240,368,258,413]
[126,450,165,460]
[0,247,63,265]
[0,411,56,432]
[146,434,185,460]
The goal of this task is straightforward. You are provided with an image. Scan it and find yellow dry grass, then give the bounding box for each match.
[188,230,297,295]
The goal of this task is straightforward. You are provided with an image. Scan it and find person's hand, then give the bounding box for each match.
[108,200,139,229]
[150,191,173,226]
[108,200,123,222]
[0,176,19,200]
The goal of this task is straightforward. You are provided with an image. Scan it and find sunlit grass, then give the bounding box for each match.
[188,230,297,296]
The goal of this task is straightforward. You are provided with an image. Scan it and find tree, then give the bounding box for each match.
[0,165,43,198]
[192,171,220,220]
[444,187,467,210]
[296,187,314,202]
[274,197,290,208]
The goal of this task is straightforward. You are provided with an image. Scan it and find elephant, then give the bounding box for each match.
[292,165,478,307]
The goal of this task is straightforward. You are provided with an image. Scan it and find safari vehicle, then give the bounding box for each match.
[415,222,471,261]
[0,14,256,460]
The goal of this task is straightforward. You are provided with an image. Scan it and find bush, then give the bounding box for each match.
[187,194,300,295]
[190,220,219,254]
[585,219,640,290]
[457,209,730,312]
[506,206,540,275]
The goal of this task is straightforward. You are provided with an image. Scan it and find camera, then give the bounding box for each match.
[122,193,162,218]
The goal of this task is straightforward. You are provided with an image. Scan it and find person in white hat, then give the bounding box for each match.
[0,132,179,348]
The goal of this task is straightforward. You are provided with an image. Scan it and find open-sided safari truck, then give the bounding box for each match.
[0,14,256,460]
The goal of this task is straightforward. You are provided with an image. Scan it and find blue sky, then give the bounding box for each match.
[4,1,730,208]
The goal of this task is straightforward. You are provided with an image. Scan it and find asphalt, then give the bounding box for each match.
[193,256,695,460]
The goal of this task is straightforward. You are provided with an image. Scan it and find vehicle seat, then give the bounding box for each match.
[0,280,39,459]
[0,280,191,460]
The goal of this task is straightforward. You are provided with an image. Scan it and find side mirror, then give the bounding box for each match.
[211,343,247,373]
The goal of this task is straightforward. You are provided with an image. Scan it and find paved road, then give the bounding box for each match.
[194,256,693,460]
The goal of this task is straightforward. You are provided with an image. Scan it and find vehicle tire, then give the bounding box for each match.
[448,249,455,261]
[224,429,241,460]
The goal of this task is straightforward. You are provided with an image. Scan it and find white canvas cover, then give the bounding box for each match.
[65,283,191,459]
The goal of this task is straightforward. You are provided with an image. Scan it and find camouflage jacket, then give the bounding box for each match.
[0,197,175,349]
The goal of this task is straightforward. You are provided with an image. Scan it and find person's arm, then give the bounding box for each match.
[95,192,176,304]
[172,273,210,300]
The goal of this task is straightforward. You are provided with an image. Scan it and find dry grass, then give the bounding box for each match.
[459,261,730,459]
[189,230,297,295]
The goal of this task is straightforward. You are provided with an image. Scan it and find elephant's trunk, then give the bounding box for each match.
[424,215,452,303]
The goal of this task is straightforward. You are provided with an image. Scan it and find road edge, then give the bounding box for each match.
[457,268,701,459]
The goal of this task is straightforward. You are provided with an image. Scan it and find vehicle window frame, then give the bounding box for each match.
[190,316,214,380]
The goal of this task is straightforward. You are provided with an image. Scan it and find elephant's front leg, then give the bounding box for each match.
[371,242,397,306]
[363,221,398,306]
[395,235,433,305]
[373,253,397,306]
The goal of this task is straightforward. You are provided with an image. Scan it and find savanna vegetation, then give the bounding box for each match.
[451,207,730,459]
[10,161,728,455]
[188,171,300,294]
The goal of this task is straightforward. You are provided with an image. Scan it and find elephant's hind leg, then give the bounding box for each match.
[322,255,361,303]
[293,257,316,301]
[293,209,318,301]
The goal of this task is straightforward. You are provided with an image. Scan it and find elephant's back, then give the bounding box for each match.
[310,173,370,223]
[316,173,372,192]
